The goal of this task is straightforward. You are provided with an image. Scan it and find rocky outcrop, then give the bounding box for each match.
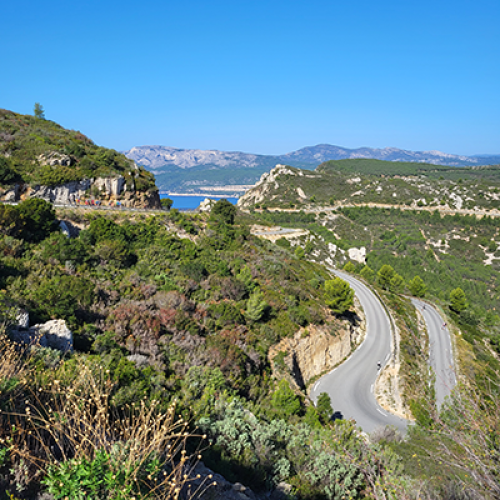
[0,175,161,209]
[28,179,92,204]
[348,246,366,264]
[120,189,161,209]
[238,165,300,208]
[269,307,365,391]
[59,220,80,237]
[93,176,126,197]
[10,319,73,352]
[198,198,216,212]
[38,152,74,166]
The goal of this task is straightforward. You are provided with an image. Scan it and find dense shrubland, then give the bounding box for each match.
[0,109,156,191]
[0,199,499,498]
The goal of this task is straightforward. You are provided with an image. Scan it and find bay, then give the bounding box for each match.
[160,194,238,210]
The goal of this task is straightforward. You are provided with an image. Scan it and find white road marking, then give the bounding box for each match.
[313,381,320,392]
[377,408,387,416]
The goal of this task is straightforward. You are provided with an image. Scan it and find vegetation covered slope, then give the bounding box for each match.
[0,109,156,190]
[0,201,499,499]
[238,160,500,211]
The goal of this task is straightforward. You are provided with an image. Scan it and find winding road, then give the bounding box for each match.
[411,299,456,408]
[310,272,456,433]
[310,270,409,433]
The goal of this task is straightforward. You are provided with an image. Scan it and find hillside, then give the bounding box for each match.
[124,143,500,193]
[0,199,498,499]
[238,160,500,212]
[238,160,500,404]
[0,109,160,208]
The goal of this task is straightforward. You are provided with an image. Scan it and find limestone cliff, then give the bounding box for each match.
[269,301,365,392]
[0,175,161,209]
[237,164,303,208]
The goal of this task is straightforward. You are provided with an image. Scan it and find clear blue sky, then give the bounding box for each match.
[2,0,499,155]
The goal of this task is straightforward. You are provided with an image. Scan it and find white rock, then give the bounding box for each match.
[11,319,73,352]
[198,198,216,212]
[296,187,307,199]
[348,247,366,264]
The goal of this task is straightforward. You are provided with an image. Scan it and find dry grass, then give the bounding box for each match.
[4,358,213,499]
[0,330,30,394]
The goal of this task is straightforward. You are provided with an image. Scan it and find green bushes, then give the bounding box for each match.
[0,199,56,242]
[324,278,354,315]
[0,109,156,191]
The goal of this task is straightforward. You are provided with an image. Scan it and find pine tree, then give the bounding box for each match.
[33,102,45,119]
[450,287,468,313]
[324,278,354,315]
[409,275,427,297]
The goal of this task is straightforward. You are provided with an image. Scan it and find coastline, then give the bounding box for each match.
[160,192,240,198]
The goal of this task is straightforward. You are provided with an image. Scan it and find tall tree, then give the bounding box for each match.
[33,102,45,119]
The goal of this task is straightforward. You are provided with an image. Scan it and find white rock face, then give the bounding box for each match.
[29,179,91,204]
[348,246,366,264]
[198,198,216,212]
[237,164,297,207]
[328,242,338,258]
[296,187,307,199]
[16,310,29,329]
[94,176,125,196]
[449,192,464,209]
[38,152,73,166]
[346,177,361,184]
[10,319,73,352]
[25,176,126,205]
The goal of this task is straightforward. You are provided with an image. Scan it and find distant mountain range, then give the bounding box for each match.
[123,144,500,193]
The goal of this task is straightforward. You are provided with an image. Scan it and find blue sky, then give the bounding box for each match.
[2,0,499,155]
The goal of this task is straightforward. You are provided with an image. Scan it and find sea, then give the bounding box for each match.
[160,194,238,211]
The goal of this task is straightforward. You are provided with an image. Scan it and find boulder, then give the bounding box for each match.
[348,246,366,264]
[10,319,73,353]
[16,309,29,329]
[198,198,216,212]
[38,152,73,167]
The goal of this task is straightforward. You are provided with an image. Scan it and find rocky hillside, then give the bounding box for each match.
[0,109,160,208]
[238,160,500,213]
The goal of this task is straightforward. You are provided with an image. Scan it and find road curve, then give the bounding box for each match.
[310,270,409,434]
[411,299,456,407]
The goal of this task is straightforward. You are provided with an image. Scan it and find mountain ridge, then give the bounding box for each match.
[125,143,500,171]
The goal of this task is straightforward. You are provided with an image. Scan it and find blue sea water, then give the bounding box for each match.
[160,194,238,210]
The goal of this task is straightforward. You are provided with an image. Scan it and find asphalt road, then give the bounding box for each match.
[310,270,409,434]
[411,299,456,407]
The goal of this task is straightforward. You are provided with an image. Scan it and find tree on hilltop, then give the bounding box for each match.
[33,102,45,119]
